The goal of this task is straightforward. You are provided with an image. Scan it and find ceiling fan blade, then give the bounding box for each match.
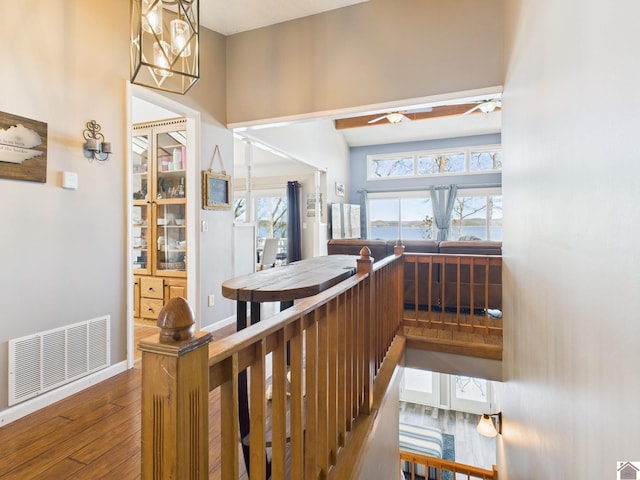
[368,115,388,124]
[463,104,482,115]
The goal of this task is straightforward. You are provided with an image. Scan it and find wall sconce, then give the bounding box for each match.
[130,0,200,95]
[476,412,502,437]
[83,120,111,163]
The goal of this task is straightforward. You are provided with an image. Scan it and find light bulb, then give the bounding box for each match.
[171,19,191,57]
[153,41,173,77]
[142,0,163,35]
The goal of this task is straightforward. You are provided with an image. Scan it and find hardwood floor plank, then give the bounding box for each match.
[0,402,125,478]
[31,457,86,479]
[70,432,139,479]
[68,403,140,464]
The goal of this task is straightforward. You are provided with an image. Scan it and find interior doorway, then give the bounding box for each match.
[127,85,200,366]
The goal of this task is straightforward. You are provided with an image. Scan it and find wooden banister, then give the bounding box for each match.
[400,451,498,480]
[140,250,500,478]
[138,297,212,479]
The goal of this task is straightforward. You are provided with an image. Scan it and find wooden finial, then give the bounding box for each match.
[359,246,372,260]
[394,240,405,256]
[357,246,374,274]
[157,297,195,343]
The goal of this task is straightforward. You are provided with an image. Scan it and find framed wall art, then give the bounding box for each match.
[202,170,230,210]
[0,111,48,183]
[202,144,231,210]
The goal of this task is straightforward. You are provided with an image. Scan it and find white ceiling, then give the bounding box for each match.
[201,0,369,35]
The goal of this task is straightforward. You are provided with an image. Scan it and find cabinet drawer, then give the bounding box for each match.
[140,298,164,319]
[140,277,164,299]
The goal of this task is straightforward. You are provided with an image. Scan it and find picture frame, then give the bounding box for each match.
[335,181,345,197]
[202,170,231,210]
[0,111,48,183]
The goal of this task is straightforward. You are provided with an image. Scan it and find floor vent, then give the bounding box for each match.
[8,316,110,406]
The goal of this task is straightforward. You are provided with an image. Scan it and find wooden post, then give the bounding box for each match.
[139,297,212,480]
[357,247,374,414]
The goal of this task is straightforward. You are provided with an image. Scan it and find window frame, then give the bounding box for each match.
[366,144,502,181]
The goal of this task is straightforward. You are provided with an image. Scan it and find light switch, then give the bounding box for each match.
[62,171,78,190]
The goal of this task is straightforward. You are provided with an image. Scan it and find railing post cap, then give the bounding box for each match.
[357,246,374,273]
[157,297,196,343]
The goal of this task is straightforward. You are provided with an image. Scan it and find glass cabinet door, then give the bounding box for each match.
[132,120,187,278]
[156,128,186,200]
[132,130,150,274]
[132,204,149,273]
[132,132,149,201]
[155,203,186,273]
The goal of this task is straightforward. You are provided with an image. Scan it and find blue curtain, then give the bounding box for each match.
[431,185,458,241]
[287,181,302,262]
[360,190,368,239]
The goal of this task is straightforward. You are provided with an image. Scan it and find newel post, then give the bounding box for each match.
[357,247,375,414]
[138,297,212,480]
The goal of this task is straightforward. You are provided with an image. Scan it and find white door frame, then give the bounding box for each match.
[126,83,201,368]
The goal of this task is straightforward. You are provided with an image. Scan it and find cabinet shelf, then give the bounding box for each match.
[132,118,188,320]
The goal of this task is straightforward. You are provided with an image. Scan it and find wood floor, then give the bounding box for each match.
[402,309,503,360]
[0,323,245,480]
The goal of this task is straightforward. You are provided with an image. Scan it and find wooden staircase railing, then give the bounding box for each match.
[138,244,502,479]
[400,451,498,480]
[139,245,405,479]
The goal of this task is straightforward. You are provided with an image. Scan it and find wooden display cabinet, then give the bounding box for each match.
[132,118,188,320]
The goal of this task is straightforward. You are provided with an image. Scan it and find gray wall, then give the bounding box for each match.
[0,0,230,414]
[226,0,503,125]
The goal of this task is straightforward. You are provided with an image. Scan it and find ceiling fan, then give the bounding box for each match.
[367,107,434,125]
[368,112,410,124]
[463,99,502,115]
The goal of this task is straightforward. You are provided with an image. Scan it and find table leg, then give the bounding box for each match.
[237,301,271,477]
[236,301,251,474]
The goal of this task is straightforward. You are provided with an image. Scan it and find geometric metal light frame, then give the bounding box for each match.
[130,0,200,95]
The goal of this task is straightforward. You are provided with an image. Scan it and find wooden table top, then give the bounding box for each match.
[221,255,358,303]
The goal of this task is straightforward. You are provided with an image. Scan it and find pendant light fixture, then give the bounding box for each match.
[130,0,199,94]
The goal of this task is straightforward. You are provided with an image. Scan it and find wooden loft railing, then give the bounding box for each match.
[400,451,499,480]
[137,245,503,478]
[402,253,503,360]
[139,245,405,479]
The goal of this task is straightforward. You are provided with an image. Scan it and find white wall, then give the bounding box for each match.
[235,119,351,258]
[501,0,640,476]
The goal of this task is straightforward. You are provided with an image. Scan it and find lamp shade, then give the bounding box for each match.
[476,414,498,437]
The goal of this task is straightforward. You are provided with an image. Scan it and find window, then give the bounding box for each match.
[367,189,501,241]
[417,151,465,175]
[367,145,502,180]
[368,155,415,178]
[368,194,434,240]
[401,368,494,415]
[400,368,441,406]
[233,191,289,265]
[470,148,503,172]
[450,189,502,241]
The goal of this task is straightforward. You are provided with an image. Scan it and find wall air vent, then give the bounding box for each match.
[8,316,110,406]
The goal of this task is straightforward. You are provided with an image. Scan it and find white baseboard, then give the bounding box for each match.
[201,315,236,333]
[0,360,129,427]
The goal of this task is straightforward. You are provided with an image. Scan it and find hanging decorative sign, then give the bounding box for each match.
[0,111,48,183]
[202,144,231,210]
